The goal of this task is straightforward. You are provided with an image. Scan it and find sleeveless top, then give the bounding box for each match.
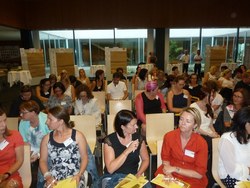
[173,92,188,108]
[48,129,85,187]
[103,132,142,175]
[142,92,162,114]
[93,79,104,91]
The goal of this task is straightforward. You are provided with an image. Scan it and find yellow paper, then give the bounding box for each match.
[53,178,77,188]
[151,174,190,188]
[115,174,148,188]
[235,181,250,188]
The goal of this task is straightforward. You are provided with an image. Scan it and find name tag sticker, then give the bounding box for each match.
[0,140,9,150]
[188,86,193,89]
[61,101,66,105]
[184,149,195,158]
[63,138,73,147]
[183,95,188,99]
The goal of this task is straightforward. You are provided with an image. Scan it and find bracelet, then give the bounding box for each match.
[43,171,52,180]
[4,172,11,179]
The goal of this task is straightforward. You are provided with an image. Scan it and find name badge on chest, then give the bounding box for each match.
[0,140,9,150]
[63,138,74,147]
[184,149,195,158]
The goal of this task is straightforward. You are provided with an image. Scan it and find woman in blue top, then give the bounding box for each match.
[19,100,50,188]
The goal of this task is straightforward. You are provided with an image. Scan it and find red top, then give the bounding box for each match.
[155,129,208,188]
[0,130,24,187]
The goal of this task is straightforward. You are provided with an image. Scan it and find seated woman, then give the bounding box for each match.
[134,68,148,90]
[61,76,76,102]
[74,84,101,128]
[39,106,88,188]
[155,107,208,188]
[167,75,191,126]
[35,78,52,108]
[78,69,91,88]
[183,73,202,102]
[0,107,24,188]
[135,81,166,136]
[47,82,73,115]
[91,69,105,92]
[218,107,250,187]
[218,69,234,103]
[215,88,250,135]
[19,100,50,188]
[95,110,150,187]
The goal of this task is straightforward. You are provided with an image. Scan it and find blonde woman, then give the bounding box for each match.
[78,69,91,88]
[202,65,218,85]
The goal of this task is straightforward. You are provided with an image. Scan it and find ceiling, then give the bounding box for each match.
[1,0,250,30]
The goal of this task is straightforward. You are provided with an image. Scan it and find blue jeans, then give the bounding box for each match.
[86,144,99,182]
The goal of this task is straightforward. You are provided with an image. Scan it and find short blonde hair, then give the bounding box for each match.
[180,107,201,129]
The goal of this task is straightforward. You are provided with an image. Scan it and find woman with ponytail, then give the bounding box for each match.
[190,80,220,187]
[39,106,88,188]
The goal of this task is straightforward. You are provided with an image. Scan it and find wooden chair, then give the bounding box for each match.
[212,138,226,188]
[19,144,32,188]
[70,115,96,153]
[146,113,174,180]
[92,91,106,114]
[7,117,19,130]
[109,100,132,115]
[92,91,107,132]
[107,114,116,135]
[157,140,163,168]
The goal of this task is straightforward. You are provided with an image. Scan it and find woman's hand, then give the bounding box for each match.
[163,165,176,175]
[126,139,139,154]
[209,131,220,138]
[72,173,81,186]
[45,176,57,188]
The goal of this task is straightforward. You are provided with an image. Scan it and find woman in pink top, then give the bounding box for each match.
[135,81,166,136]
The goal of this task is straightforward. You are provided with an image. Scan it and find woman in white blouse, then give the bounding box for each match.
[218,107,250,187]
[74,84,101,127]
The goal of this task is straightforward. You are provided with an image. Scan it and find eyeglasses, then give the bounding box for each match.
[20,111,30,116]
[233,95,243,98]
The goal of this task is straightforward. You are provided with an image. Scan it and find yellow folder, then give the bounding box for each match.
[53,178,77,188]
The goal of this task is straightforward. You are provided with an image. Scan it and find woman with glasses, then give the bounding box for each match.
[47,82,73,115]
[74,84,101,127]
[19,100,50,188]
[215,88,250,135]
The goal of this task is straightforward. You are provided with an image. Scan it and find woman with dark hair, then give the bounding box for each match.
[134,68,148,90]
[214,88,250,136]
[35,78,52,107]
[135,81,166,136]
[190,80,220,187]
[183,73,202,102]
[91,69,105,91]
[96,110,149,187]
[74,84,101,127]
[19,100,50,188]
[47,82,72,114]
[39,106,88,188]
[190,80,220,138]
[0,108,24,188]
[218,107,250,187]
